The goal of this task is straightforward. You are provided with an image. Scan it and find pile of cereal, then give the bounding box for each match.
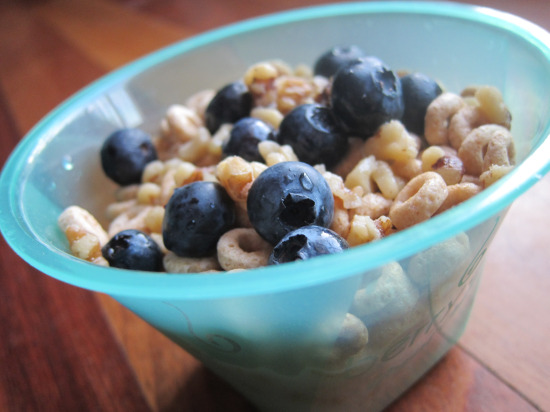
[58,46,515,273]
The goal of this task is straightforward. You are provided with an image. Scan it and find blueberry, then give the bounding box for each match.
[314,45,367,78]
[247,161,334,245]
[222,117,275,162]
[400,72,443,136]
[100,128,158,186]
[163,181,235,257]
[331,58,404,138]
[268,225,349,265]
[102,229,163,271]
[277,104,349,168]
[205,81,253,134]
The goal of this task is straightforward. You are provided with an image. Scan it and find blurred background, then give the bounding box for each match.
[1,1,549,411]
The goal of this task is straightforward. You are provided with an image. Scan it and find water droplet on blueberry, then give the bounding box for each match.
[299,173,313,191]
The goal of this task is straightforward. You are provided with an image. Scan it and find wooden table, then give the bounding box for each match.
[1,0,549,411]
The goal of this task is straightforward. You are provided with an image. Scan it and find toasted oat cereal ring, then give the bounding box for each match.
[371,161,405,200]
[460,174,481,185]
[185,89,216,121]
[407,232,470,288]
[114,184,140,201]
[332,137,366,178]
[431,155,465,186]
[328,313,369,362]
[161,104,203,143]
[234,201,252,228]
[163,252,221,273]
[323,170,363,209]
[475,85,512,129]
[350,261,421,351]
[137,182,162,205]
[308,313,369,371]
[352,192,393,220]
[258,140,298,166]
[250,107,284,129]
[389,172,448,230]
[149,232,168,255]
[345,155,403,199]
[216,156,256,203]
[364,120,419,163]
[177,126,212,164]
[448,105,488,149]
[330,198,351,239]
[458,124,515,175]
[480,164,514,187]
[351,261,418,318]
[106,199,137,221]
[244,61,280,87]
[460,85,479,98]
[436,182,482,214]
[425,93,466,146]
[58,206,109,262]
[274,75,316,114]
[217,228,272,271]
[376,215,395,238]
[144,206,165,234]
[346,214,382,247]
[391,157,422,181]
[58,205,109,246]
[91,256,110,267]
[107,205,151,238]
[421,146,446,172]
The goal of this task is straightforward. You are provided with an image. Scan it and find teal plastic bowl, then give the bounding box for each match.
[1,2,550,411]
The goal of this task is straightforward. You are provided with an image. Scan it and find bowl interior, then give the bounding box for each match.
[2,2,550,298]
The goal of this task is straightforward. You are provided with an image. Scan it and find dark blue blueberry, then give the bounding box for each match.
[100,128,157,186]
[205,81,253,134]
[314,45,367,78]
[400,72,443,136]
[277,104,349,169]
[222,117,276,162]
[247,161,334,245]
[162,181,235,257]
[268,225,348,265]
[102,229,163,272]
[331,57,404,138]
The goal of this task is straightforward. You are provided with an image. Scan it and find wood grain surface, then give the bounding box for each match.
[1,1,549,411]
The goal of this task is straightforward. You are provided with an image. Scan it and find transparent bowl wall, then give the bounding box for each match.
[1,3,550,412]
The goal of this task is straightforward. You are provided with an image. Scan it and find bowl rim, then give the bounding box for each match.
[1,1,550,300]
